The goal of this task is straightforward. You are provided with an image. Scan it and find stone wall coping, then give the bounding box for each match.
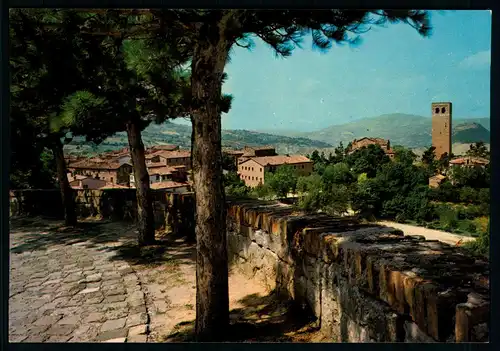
[227,198,489,341]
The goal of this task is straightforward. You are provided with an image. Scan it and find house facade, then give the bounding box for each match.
[238,155,313,187]
[449,156,489,168]
[67,160,133,186]
[348,137,395,159]
[146,150,191,170]
[238,146,278,164]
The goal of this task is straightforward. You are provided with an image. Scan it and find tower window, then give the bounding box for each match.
[441,107,446,113]
[435,107,440,113]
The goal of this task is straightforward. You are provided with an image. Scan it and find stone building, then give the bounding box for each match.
[222,149,245,168]
[449,156,489,168]
[348,137,395,159]
[146,150,191,170]
[432,102,452,159]
[238,146,278,164]
[428,174,447,188]
[67,159,133,186]
[67,174,128,190]
[238,155,313,187]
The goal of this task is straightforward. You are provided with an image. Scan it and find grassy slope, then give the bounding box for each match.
[295,114,490,148]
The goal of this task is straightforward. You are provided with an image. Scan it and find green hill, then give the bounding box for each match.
[64,121,333,156]
[293,114,490,148]
[63,114,490,156]
[452,122,490,143]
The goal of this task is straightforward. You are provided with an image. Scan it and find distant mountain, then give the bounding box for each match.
[63,114,490,157]
[285,114,490,148]
[64,121,332,156]
[452,122,490,144]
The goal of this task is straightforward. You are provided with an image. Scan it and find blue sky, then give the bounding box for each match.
[178,10,491,132]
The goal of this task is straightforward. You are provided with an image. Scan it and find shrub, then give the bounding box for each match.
[251,184,272,199]
[457,205,482,220]
[478,188,490,205]
[463,219,489,258]
[438,207,459,231]
[467,222,477,233]
[459,186,478,204]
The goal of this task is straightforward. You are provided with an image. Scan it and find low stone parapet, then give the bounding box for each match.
[226,198,489,343]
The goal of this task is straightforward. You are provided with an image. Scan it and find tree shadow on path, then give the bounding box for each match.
[163,290,321,343]
[9,216,196,269]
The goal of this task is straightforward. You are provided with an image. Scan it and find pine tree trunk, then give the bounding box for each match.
[126,118,155,246]
[191,23,231,342]
[52,137,77,226]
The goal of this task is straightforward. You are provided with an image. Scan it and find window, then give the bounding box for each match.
[83,184,88,189]
[260,168,262,172]
[435,107,440,113]
[441,107,446,113]
[111,177,114,183]
[252,167,254,171]
[252,176,254,180]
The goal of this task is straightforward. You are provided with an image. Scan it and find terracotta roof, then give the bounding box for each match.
[430,174,447,180]
[241,155,312,167]
[153,150,191,159]
[353,137,389,145]
[67,174,88,183]
[147,162,167,169]
[450,157,489,165]
[70,178,128,190]
[149,166,177,176]
[68,159,127,170]
[244,145,275,151]
[150,181,190,190]
[150,144,179,151]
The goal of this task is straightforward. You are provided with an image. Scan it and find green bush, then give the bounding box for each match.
[457,205,482,220]
[438,207,459,231]
[251,183,272,199]
[478,188,490,205]
[467,222,477,233]
[459,186,478,204]
[463,219,489,258]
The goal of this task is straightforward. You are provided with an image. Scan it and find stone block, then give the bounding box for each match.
[126,312,148,327]
[455,297,489,342]
[96,328,128,341]
[101,318,127,332]
[128,335,147,342]
[128,324,148,336]
[404,321,436,342]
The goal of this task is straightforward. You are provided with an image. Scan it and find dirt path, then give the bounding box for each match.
[9,217,321,343]
[377,221,476,246]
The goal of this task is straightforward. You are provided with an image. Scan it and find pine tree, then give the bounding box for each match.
[151,9,431,339]
[9,9,109,225]
[28,9,432,340]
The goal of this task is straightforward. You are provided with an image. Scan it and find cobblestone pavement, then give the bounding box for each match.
[9,218,149,343]
[10,217,321,343]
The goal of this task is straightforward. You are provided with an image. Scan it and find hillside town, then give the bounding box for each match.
[9,9,490,345]
[63,102,489,193]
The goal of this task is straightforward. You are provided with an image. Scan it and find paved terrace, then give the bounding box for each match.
[9,217,323,343]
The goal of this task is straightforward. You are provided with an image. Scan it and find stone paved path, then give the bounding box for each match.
[9,218,149,343]
[377,221,476,246]
[10,217,321,343]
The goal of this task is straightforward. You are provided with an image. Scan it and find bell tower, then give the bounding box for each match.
[431,102,452,159]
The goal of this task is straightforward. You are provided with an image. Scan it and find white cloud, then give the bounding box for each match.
[459,50,491,69]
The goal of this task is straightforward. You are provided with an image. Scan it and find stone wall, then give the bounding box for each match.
[9,189,195,240]
[226,198,489,343]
